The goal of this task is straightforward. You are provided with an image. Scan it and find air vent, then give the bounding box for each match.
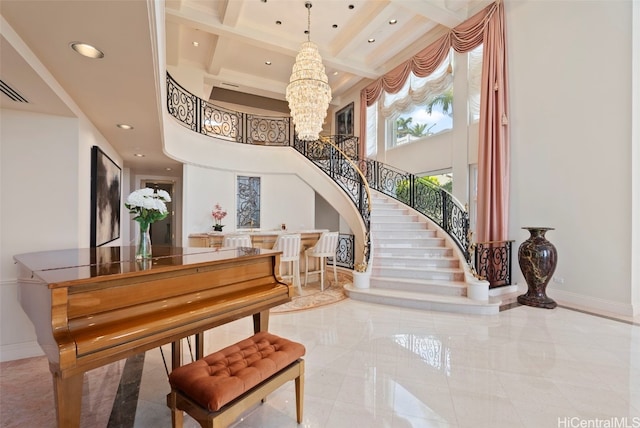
[0,79,29,103]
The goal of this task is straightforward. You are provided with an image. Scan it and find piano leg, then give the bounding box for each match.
[172,340,182,369]
[253,310,270,333]
[52,370,83,428]
[194,332,205,360]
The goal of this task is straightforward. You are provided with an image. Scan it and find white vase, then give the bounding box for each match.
[353,271,370,289]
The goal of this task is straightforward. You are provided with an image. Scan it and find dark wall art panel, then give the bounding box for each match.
[236,176,261,228]
[336,102,354,136]
[90,146,121,247]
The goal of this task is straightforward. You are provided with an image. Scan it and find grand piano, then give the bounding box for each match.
[13,245,292,428]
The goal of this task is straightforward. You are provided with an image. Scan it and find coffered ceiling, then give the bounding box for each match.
[1,0,490,174]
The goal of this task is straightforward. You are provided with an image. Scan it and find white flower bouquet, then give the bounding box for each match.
[125,188,172,229]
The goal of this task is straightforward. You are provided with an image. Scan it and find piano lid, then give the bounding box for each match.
[14,246,278,287]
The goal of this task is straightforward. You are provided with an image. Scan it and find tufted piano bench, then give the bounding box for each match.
[166,332,306,428]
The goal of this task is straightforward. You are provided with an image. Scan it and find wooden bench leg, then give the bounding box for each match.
[167,391,184,428]
[295,359,305,423]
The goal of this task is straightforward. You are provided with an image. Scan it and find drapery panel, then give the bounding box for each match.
[359,1,509,242]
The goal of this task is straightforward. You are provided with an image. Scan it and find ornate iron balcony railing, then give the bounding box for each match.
[166,73,481,270]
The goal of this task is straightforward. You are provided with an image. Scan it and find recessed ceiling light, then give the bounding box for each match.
[348,4,354,9]
[165,167,172,171]
[276,20,282,25]
[117,123,134,130]
[389,19,398,25]
[134,153,145,157]
[368,38,376,43]
[265,61,272,65]
[333,71,339,76]
[70,42,104,59]
[332,24,338,29]
[192,41,199,47]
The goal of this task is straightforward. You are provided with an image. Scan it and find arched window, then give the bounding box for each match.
[382,50,454,149]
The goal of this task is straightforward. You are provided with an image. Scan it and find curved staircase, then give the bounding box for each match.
[345,192,501,315]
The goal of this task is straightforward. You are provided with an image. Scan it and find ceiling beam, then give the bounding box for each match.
[166,6,380,80]
[391,0,468,28]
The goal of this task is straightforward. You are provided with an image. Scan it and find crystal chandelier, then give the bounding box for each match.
[285,1,332,141]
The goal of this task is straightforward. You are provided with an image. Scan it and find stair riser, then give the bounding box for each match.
[373,257,459,268]
[369,278,465,296]
[371,208,408,215]
[374,238,444,247]
[371,231,437,239]
[373,248,453,257]
[372,268,464,281]
[371,215,418,223]
[345,291,499,315]
[371,223,428,231]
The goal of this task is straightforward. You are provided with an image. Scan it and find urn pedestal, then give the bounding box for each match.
[517,227,557,309]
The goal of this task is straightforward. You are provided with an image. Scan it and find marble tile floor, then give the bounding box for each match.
[1,299,639,428]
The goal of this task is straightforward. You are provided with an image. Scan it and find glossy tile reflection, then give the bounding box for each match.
[1,300,638,427]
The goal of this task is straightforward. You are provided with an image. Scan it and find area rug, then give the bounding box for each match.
[271,271,350,313]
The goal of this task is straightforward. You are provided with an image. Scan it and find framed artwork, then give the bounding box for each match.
[236,176,261,228]
[90,146,121,247]
[335,102,354,136]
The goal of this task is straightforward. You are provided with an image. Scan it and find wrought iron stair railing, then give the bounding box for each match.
[166,73,483,273]
[361,161,470,261]
[472,240,514,288]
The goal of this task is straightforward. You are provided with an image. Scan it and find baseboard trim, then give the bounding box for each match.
[489,284,519,296]
[551,288,635,319]
[0,341,44,363]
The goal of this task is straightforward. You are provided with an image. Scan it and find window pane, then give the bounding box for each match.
[390,89,453,148]
[421,172,453,193]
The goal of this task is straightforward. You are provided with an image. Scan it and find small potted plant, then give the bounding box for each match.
[211,203,227,232]
[352,261,370,289]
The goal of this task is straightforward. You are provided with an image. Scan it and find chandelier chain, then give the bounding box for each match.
[286,0,331,141]
[306,2,311,42]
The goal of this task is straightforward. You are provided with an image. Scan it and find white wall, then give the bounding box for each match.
[385,132,455,176]
[315,194,340,232]
[506,0,634,314]
[183,164,315,238]
[633,0,640,314]
[166,63,210,100]
[0,111,79,358]
[0,109,123,361]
